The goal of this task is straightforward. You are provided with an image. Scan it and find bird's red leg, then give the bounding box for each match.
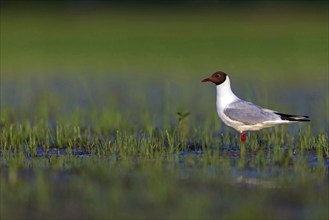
[240,132,246,142]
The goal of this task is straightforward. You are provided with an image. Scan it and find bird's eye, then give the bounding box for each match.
[217,74,220,78]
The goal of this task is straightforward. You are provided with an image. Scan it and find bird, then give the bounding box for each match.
[201,71,310,142]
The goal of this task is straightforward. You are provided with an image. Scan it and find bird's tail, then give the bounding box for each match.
[274,112,310,122]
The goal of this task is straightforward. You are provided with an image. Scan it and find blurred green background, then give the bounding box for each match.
[1,1,328,79]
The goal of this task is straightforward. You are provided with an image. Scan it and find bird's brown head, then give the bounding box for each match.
[201,71,227,85]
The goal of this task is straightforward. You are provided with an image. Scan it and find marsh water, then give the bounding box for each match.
[1,74,328,173]
[1,74,327,127]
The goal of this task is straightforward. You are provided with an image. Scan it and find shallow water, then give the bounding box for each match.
[1,74,327,132]
[2,144,328,183]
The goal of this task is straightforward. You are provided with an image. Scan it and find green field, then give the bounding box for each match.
[1,4,328,220]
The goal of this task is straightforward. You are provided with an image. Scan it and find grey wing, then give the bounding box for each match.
[224,100,280,125]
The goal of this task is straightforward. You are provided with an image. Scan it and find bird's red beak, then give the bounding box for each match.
[202,78,211,82]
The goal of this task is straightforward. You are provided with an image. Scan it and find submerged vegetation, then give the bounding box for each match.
[1,3,328,220]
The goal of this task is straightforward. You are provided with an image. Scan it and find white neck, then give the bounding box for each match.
[216,76,239,110]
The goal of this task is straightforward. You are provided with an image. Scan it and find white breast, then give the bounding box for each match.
[215,77,244,131]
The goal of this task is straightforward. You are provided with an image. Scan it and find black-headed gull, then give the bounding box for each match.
[202,71,310,142]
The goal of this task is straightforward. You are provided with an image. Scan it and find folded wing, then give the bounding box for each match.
[224,100,281,125]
